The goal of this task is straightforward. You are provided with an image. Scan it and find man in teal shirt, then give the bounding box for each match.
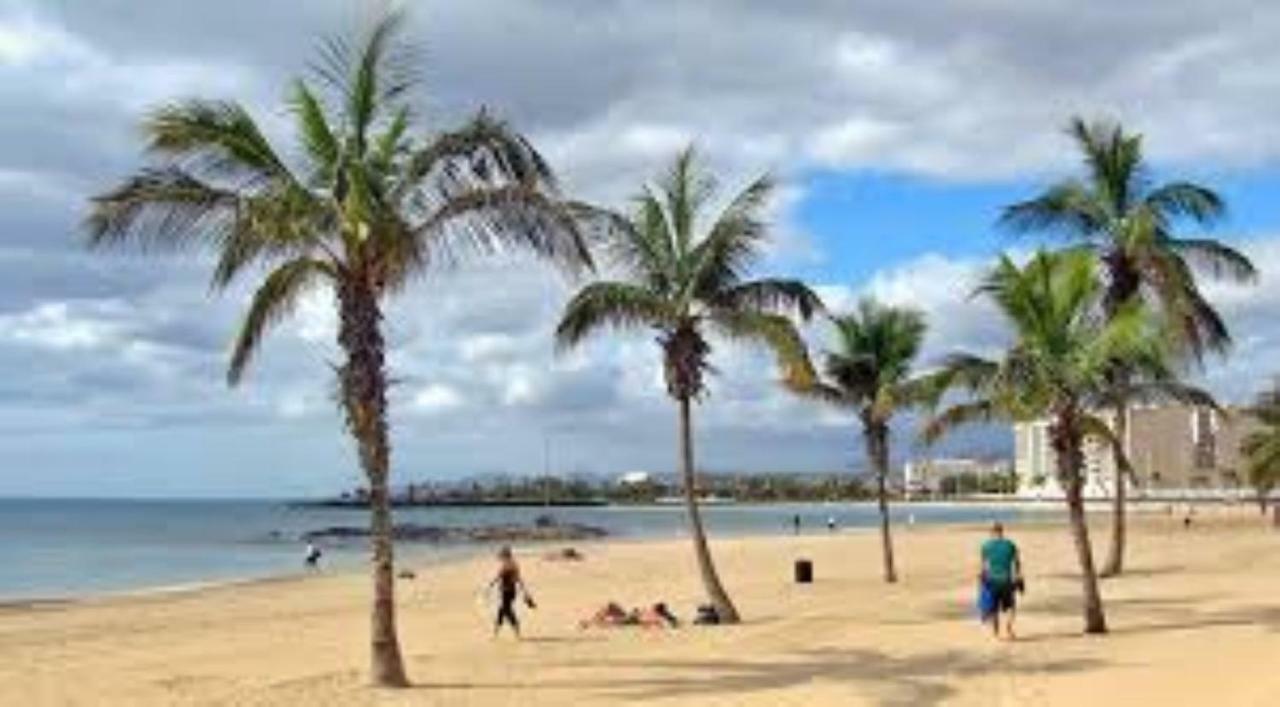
[979,522,1022,640]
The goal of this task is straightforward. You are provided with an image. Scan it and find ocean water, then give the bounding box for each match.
[0,499,1041,600]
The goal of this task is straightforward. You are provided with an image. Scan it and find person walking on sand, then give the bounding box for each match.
[489,546,535,639]
[978,522,1022,640]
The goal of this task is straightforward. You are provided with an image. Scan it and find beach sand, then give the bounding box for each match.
[2,513,1278,705]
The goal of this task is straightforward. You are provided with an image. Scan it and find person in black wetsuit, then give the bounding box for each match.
[489,546,534,638]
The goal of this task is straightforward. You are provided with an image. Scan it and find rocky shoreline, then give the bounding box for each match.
[301,517,609,544]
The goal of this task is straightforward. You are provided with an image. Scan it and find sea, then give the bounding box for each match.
[0,498,1044,601]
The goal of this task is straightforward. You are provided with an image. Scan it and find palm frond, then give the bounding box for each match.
[86,167,239,251]
[999,180,1106,238]
[1167,237,1257,283]
[922,400,998,445]
[662,145,717,255]
[571,200,674,290]
[1142,251,1232,357]
[1124,380,1219,411]
[289,79,340,179]
[712,278,823,320]
[709,309,816,388]
[1145,181,1226,225]
[373,105,411,172]
[687,173,773,295]
[412,183,591,274]
[786,379,849,408]
[347,11,412,147]
[1078,412,1138,482]
[228,258,336,384]
[398,111,556,199]
[928,353,1001,395]
[210,181,333,288]
[555,282,672,351]
[145,100,296,186]
[1068,116,1145,214]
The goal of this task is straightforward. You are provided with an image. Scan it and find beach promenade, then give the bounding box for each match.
[1,514,1276,705]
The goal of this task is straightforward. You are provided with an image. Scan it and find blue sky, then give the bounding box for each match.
[3,0,1280,497]
[797,168,1280,285]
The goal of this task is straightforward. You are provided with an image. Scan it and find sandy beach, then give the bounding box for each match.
[1,514,1277,706]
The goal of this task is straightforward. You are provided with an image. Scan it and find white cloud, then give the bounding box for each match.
[0,300,133,351]
[0,10,77,65]
[458,334,520,363]
[410,383,464,413]
[815,253,1007,365]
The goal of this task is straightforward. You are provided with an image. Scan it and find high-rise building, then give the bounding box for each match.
[1013,403,1259,499]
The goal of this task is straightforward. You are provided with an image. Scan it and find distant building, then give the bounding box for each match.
[617,471,652,486]
[903,457,1011,495]
[1014,403,1260,499]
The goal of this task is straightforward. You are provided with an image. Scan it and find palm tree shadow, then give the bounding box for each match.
[520,635,609,644]
[1042,564,1188,582]
[556,648,1106,705]
[1013,604,1280,643]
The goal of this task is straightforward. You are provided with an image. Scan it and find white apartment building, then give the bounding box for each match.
[903,457,1012,495]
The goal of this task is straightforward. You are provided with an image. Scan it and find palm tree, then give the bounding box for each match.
[1242,382,1280,518]
[924,251,1215,634]
[1001,117,1256,577]
[555,147,821,623]
[85,14,588,687]
[789,299,927,583]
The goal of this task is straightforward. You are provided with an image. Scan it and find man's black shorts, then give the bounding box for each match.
[987,580,1016,612]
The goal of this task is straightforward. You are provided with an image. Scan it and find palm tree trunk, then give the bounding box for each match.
[338,277,410,688]
[677,395,740,624]
[1101,402,1128,578]
[1054,412,1107,634]
[866,422,897,583]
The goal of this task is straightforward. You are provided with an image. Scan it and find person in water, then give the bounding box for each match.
[979,522,1022,640]
[489,546,534,638]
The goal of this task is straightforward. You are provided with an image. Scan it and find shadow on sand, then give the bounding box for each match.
[412,648,1105,705]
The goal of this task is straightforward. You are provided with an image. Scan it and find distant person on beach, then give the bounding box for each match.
[304,542,322,570]
[827,516,837,532]
[489,546,534,639]
[978,522,1022,640]
[793,514,801,535]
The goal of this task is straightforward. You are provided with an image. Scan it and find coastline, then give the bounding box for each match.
[0,497,1252,606]
[0,513,968,607]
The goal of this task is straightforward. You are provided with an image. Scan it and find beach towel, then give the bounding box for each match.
[976,581,996,621]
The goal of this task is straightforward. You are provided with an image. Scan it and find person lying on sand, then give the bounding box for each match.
[543,547,584,562]
[579,602,679,629]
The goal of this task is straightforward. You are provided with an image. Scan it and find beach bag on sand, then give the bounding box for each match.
[976,581,996,621]
[693,604,720,625]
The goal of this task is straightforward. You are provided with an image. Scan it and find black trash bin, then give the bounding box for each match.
[794,559,813,584]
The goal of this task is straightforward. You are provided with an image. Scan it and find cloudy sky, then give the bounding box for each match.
[3,0,1280,497]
